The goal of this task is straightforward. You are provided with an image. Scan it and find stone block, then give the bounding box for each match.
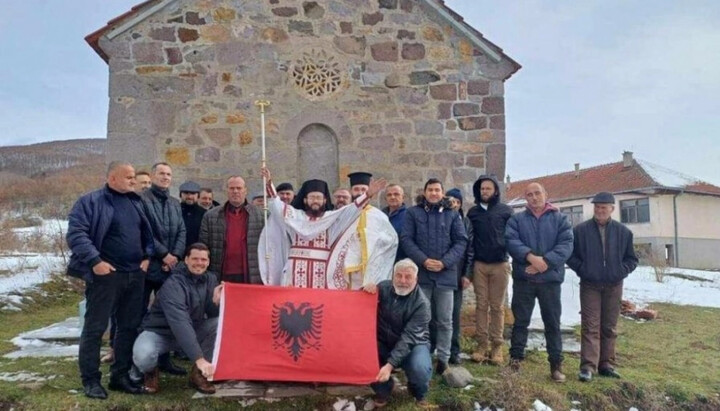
[213,7,237,22]
[201,25,231,42]
[262,27,289,43]
[414,120,443,136]
[490,80,504,96]
[420,138,448,151]
[110,74,194,100]
[201,114,218,124]
[450,141,485,154]
[397,29,415,40]
[485,144,505,178]
[196,147,220,162]
[149,27,176,42]
[468,79,490,96]
[185,129,204,146]
[186,12,206,25]
[178,28,199,43]
[340,22,352,34]
[453,103,480,117]
[481,97,504,114]
[226,113,246,124]
[422,26,444,41]
[216,42,253,65]
[165,47,183,65]
[206,128,232,147]
[223,85,242,97]
[359,124,383,135]
[434,153,464,167]
[362,12,384,26]
[200,74,217,96]
[399,153,431,167]
[409,70,440,85]
[333,36,366,56]
[289,20,314,35]
[401,43,425,60]
[490,115,505,130]
[458,116,487,131]
[303,2,325,18]
[238,130,253,145]
[437,102,452,120]
[185,46,216,63]
[385,122,412,134]
[166,147,190,165]
[469,130,495,143]
[371,41,398,61]
[272,7,298,17]
[384,72,402,88]
[466,155,485,168]
[452,168,480,185]
[363,135,395,150]
[429,84,457,101]
[108,100,179,135]
[135,66,172,75]
[400,0,413,12]
[443,367,474,388]
[132,42,164,65]
[379,0,398,8]
[446,119,457,130]
[108,132,157,165]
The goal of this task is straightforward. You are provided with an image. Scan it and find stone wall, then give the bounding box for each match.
[100,0,516,200]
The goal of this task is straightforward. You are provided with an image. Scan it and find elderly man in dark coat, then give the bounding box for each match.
[567,192,638,382]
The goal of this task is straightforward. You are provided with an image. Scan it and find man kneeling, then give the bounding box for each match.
[132,243,222,394]
[370,258,432,408]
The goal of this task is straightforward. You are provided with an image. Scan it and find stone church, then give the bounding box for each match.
[87,0,520,200]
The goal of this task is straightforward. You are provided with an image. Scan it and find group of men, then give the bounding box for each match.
[67,160,638,407]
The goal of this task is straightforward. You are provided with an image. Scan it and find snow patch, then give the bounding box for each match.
[636,159,702,188]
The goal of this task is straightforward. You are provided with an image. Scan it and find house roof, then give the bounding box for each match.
[85,0,521,79]
[505,156,720,206]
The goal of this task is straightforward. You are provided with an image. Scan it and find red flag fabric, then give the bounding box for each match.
[212,284,379,384]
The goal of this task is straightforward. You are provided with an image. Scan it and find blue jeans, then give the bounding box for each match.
[133,317,218,373]
[421,285,453,362]
[371,344,432,401]
[509,280,564,365]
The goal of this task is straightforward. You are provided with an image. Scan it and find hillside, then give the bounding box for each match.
[0,138,105,178]
[0,139,106,213]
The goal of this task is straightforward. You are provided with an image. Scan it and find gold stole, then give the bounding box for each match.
[344,205,370,290]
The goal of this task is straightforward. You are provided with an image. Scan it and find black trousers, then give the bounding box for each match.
[509,280,563,365]
[79,270,145,385]
[142,278,164,317]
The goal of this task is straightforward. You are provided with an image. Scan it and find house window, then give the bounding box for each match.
[560,205,584,226]
[620,198,650,223]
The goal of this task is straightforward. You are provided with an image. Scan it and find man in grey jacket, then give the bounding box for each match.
[132,243,222,395]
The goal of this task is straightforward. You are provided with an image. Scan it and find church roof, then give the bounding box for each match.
[85,0,521,79]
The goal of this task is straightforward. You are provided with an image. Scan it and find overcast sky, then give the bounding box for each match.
[1,1,718,184]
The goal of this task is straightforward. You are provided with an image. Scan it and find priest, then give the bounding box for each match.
[258,167,387,289]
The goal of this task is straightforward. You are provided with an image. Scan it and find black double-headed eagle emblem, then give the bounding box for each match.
[271,302,324,361]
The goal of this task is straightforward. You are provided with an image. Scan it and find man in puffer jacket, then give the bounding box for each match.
[567,192,638,382]
[401,178,467,375]
[505,183,573,383]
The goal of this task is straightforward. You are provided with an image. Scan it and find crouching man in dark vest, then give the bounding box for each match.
[132,243,222,394]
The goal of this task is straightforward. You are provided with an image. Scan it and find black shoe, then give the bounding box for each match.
[578,369,593,382]
[435,361,448,375]
[598,367,622,379]
[128,365,144,387]
[83,381,108,399]
[108,375,149,395]
[173,350,189,360]
[449,354,461,365]
[158,353,187,375]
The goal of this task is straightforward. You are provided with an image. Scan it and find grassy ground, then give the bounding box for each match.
[1,279,719,410]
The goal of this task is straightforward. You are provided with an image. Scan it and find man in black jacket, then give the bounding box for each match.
[567,192,638,382]
[132,243,222,394]
[141,162,187,376]
[369,258,432,408]
[466,175,513,365]
[179,181,206,246]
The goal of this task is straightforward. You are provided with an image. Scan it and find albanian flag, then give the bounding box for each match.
[211,284,379,384]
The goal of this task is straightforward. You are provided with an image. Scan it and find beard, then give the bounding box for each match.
[393,285,413,296]
[305,205,324,217]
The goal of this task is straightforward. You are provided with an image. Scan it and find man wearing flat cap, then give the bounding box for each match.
[179,181,206,246]
[275,182,295,205]
[567,192,638,382]
[259,167,387,288]
[331,172,398,291]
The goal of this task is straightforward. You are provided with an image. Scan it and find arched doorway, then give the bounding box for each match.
[297,123,339,190]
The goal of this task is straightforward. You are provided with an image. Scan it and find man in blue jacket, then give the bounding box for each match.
[382,184,407,261]
[66,161,154,399]
[505,182,573,382]
[567,192,638,382]
[401,178,467,375]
